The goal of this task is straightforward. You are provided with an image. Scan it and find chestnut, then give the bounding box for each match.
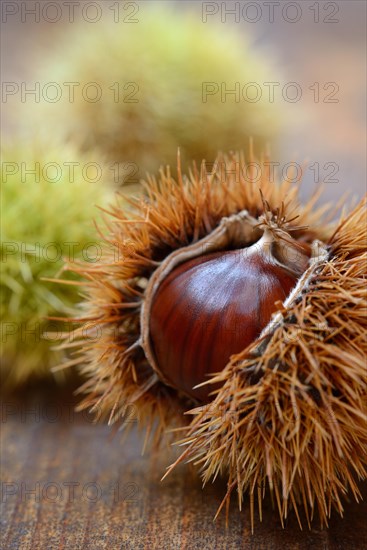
[60,152,366,528]
[143,219,309,401]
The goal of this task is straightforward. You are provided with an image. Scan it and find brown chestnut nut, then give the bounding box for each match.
[141,214,311,401]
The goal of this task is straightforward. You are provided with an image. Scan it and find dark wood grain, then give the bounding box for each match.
[1,388,366,550]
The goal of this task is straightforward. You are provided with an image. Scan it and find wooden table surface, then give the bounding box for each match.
[1,386,366,550]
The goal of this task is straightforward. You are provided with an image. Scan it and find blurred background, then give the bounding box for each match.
[1,0,366,393]
[2,1,366,182]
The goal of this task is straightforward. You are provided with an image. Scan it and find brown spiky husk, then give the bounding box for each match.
[60,151,366,525]
[164,198,367,529]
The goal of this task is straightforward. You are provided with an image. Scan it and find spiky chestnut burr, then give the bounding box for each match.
[19,8,279,176]
[0,140,113,389]
[60,151,367,528]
